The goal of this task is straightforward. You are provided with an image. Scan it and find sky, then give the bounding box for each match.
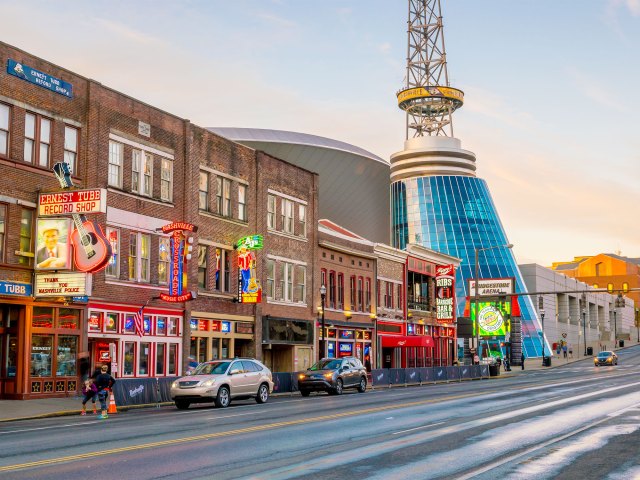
[2,0,638,266]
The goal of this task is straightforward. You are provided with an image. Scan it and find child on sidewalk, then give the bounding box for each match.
[81,378,98,415]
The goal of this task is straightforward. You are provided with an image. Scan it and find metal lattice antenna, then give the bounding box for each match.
[396,0,464,138]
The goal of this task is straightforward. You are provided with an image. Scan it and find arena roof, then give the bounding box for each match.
[208,128,391,244]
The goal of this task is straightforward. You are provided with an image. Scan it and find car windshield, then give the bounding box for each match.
[597,352,612,358]
[309,359,342,371]
[193,361,232,375]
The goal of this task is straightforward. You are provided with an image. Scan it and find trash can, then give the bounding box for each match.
[586,346,593,355]
[619,340,624,348]
[489,364,500,377]
[542,356,551,367]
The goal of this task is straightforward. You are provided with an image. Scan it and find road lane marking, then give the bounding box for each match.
[392,421,445,435]
[1,420,102,434]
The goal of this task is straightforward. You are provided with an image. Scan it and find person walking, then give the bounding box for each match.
[95,365,116,419]
[80,378,98,415]
[521,352,525,370]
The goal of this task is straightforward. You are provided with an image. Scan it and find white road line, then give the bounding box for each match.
[392,421,445,435]
[2,420,101,434]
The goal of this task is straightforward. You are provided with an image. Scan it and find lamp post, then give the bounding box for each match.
[582,308,587,356]
[319,284,326,362]
[540,310,546,366]
[473,243,513,360]
[613,309,617,349]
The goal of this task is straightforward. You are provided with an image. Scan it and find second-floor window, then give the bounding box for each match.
[350,276,356,311]
[161,158,173,201]
[267,194,276,229]
[24,113,51,167]
[108,141,123,188]
[298,205,306,237]
[295,265,306,303]
[366,278,372,312]
[357,277,364,312]
[18,208,34,266]
[214,248,231,292]
[105,228,120,278]
[0,103,10,157]
[158,237,170,284]
[266,259,275,298]
[386,282,394,309]
[198,245,207,289]
[132,150,152,196]
[238,184,247,221]
[63,126,78,174]
[129,232,150,282]
[222,178,231,216]
[328,271,336,309]
[199,172,209,211]
[397,283,402,311]
[281,199,294,234]
[0,204,6,262]
[337,273,344,310]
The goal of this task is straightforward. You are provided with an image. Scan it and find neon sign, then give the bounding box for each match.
[436,264,455,323]
[236,235,263,304]
[161,222,197,303]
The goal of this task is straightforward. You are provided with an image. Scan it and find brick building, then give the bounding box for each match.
[0,41,317,398]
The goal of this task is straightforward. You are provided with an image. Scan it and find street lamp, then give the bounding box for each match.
[473,243,513,360]
[582,308,587,356]
[613,309,617,349]
[540,313,546,366]
[319,284,326,362]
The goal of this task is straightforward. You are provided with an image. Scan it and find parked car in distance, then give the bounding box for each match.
[170,358,273,409]
[298,357,367,396]
[594,351,618,366]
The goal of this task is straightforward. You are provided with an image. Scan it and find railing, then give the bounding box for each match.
[407,295,432,312]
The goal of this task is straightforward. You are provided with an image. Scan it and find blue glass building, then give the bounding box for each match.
[390,138,546,358]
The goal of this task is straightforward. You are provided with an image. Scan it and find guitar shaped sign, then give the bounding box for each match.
[52,162,112,273]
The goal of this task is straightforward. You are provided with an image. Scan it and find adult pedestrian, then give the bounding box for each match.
[95,365,116,419]
[78,352,90,383]
[80,378,98,415]
[521,352,525,370]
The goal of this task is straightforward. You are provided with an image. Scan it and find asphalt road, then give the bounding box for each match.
[1,346,640,479]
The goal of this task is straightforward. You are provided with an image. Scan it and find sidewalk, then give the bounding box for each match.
[0,351,614,423]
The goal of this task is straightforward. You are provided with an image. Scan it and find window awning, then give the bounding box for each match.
[380,335,434,348]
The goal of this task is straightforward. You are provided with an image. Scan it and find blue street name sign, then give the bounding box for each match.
[0,281,32,297]
[7,59,73,98]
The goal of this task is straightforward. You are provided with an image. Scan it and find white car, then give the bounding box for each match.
[170,358,273,409]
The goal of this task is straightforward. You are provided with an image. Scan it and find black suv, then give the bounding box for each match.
[297,357,367,396]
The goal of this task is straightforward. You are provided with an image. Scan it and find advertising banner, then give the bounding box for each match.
[469,277,515,297]
[38,189,107,216]
[471,301,511,337]
[446,366,461,381]
[0,281,32,297]
[7,59,73,97]
[112,378,158,407]
[389,368,406,385]
[405,368,419,384]
[35,272,91,297]
[418,367,434,383]
[436,264,455,323]
[35,218,72,271]
[370,369,389,387]
[434,367,447,382]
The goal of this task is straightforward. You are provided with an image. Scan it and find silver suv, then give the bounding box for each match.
[297,357,367,396]
[170,358,273,409]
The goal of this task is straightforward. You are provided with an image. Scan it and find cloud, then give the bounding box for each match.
[564,66,631,113]
[93,18,166,46]
[255,12,297,29]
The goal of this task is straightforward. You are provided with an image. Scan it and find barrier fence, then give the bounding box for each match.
[109,364,493,408]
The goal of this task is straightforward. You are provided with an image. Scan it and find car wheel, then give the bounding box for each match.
[334,378,343,395]
[300,389,311,397]
[357,376,367,393]
[256,383,270,404]
[175,400,190,410]
[215,386,231,408]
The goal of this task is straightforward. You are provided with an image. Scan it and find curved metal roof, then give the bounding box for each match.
[208,128,391,244]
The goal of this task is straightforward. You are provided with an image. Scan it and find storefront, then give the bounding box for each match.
[87,302,183,378]
[1,292,84,399]
[321,325,373,365]
[262,315,313,373]
[189,312,256,363]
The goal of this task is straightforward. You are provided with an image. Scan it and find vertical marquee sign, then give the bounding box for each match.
[435,264,455,323]
[159,222,198,303]
[236,235,263,303]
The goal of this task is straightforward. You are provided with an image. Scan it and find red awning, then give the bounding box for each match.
[380,335,434,348]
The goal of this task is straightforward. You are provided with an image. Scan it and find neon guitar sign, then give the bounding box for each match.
[52,162,112,273]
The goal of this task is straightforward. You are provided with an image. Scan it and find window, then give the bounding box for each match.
[158,237,170,284]
[168,317,178,335]
[63,126,78,174]
[30,335,53,377]
[124,314,136,334]
[281,199,294,233]
[321,268,327,290]
[108,141,123,187]
[357,277,364,312]
[329,271,336,308]
[214,248,232,292]
[123,342,135,376]
[238,184,247,221]
[105,313,118,332]
[199,171,209,210]
[18,208,33,266]
[129,232,150,282]
[139,342,149,375]
[105,228,119,278]
[222,178,231,216]
[366,278,372,312]
[267,194,276,229]
[298,204,306,237]
[0,204,5,262]
[0,103,10,157]
[295,265,306,303]
[350,276,356,311]
[24,113,51,167]
[337,273,344,310]
[56,336,77,376]
[266,258,275,298]
[161,158,173,201]
[386,282,394,309]
[215,177,223,214]
[168,344,177,375]
[198,245,207,289]
[285,262,293,302]
[397,283,402,311]
[132,151,152,196]
[156,343,165,375]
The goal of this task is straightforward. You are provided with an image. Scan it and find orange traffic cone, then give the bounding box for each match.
[107,389,118,414]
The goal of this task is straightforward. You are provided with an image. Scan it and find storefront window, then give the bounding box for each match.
[58,308,80,329]
[105,313,118,332]
[139,342,149,375]
[221,338,229,359]
[157,343,165,375]
[56,336,77,376]
[7,335,17,377]
[31,335,53,377]
[157,316,167,335]
[143,315,152,334]
[88,312,102,332]
[198,338,206,363]
[168,317,178,335]
[123,342,135,376]
[211,339,219,360]
[32,307,54,328]
[168,344,177,375]
[124,314,136,334]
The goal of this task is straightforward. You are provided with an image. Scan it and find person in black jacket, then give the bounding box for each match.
[95,365,116,419]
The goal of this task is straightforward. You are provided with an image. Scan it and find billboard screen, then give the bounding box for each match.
[471,301,511,337]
